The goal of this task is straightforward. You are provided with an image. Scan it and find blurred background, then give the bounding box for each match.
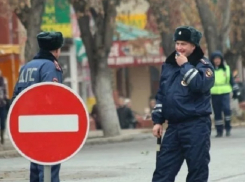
[0,0,244,133]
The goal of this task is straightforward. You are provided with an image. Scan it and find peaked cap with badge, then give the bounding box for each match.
[173,26,202,46]
[37,31,64,51]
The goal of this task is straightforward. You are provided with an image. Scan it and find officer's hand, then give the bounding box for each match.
[176,53,188,66]
[152,124,163,138]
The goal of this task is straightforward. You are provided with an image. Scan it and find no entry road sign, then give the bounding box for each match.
[7,82,90,165]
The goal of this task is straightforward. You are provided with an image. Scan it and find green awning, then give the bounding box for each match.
[114,22,159,41]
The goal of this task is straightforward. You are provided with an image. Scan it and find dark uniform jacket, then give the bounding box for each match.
[152,47,215,124]
[12,50,63,102]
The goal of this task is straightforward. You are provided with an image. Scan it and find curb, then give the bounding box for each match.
[1,124,245,159]
[85,132,152,146]
[0,150,20,158]
[0,131,153,159]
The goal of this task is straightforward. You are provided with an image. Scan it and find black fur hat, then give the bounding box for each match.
[173,26,202,46]
[37,31,64,51]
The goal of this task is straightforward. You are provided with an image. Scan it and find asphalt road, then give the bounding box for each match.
[0,128,245,182]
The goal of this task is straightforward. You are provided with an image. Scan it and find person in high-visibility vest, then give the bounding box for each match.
[210,51,235,137]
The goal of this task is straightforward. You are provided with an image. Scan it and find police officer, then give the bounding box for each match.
[11,31,63,182]
[151,26,214,182]
[210,51,235,137]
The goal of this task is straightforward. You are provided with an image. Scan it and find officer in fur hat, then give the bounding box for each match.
[151,26,214,182]
[11,31,63,182]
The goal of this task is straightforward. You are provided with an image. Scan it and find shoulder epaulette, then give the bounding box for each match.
[200,58,209,65]
[54,60,61,71]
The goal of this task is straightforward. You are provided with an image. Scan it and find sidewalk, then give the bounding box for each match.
[1,122,245,159]
[0,128,152,159]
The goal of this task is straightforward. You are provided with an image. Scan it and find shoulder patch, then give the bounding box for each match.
[54,60,61,71]
[200,59,209,65]
[205,68,213,77]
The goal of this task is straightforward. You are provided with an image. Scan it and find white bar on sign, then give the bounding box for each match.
[18,114,79,133]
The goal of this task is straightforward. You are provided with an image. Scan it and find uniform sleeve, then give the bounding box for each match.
[180,61,215,93]
[40,62,62,83]
[11,84,18,105]
[11,67,24,105]
[151,64,165,125]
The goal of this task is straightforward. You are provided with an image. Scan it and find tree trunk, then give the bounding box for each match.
[71,0,121,137]
[219,0,231,53]
[161,32,175,57]
[224,50,239,71]
[94,60,121,136]
[195,0,231,58]
[14,0,46,62]
[226,0,245,71]
[195,0,219,58]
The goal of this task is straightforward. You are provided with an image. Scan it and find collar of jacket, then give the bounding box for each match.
[165,46,204,67]
[33,49,58,62]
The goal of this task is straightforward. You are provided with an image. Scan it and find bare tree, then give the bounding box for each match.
[147,0,177,56]
[195,0,231,57]
[228,0,245,67]
[195,0,245,71]
[70,0,121,137]
[147,0,203,56]
[9,0,46,62]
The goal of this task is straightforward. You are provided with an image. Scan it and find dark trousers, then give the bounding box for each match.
[152,118,211,182]
[211,94,231,134]
[30,163,61,182]
[0,106,6,130]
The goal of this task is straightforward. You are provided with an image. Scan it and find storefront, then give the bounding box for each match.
[108,39,165,114]
[0,44,20,98]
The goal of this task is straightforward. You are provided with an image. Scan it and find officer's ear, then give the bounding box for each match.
[190,43,196,52]
[191,43,196,48]
[53,49,59,53]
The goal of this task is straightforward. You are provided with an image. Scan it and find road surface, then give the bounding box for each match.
[0,128,245,182]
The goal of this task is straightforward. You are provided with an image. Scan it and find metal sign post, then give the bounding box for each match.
[44,165,51,182]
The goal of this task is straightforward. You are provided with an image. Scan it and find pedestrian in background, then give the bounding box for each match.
[210,51,237,137]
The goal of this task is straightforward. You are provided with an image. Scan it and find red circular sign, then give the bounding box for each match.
[7,82,89,165]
